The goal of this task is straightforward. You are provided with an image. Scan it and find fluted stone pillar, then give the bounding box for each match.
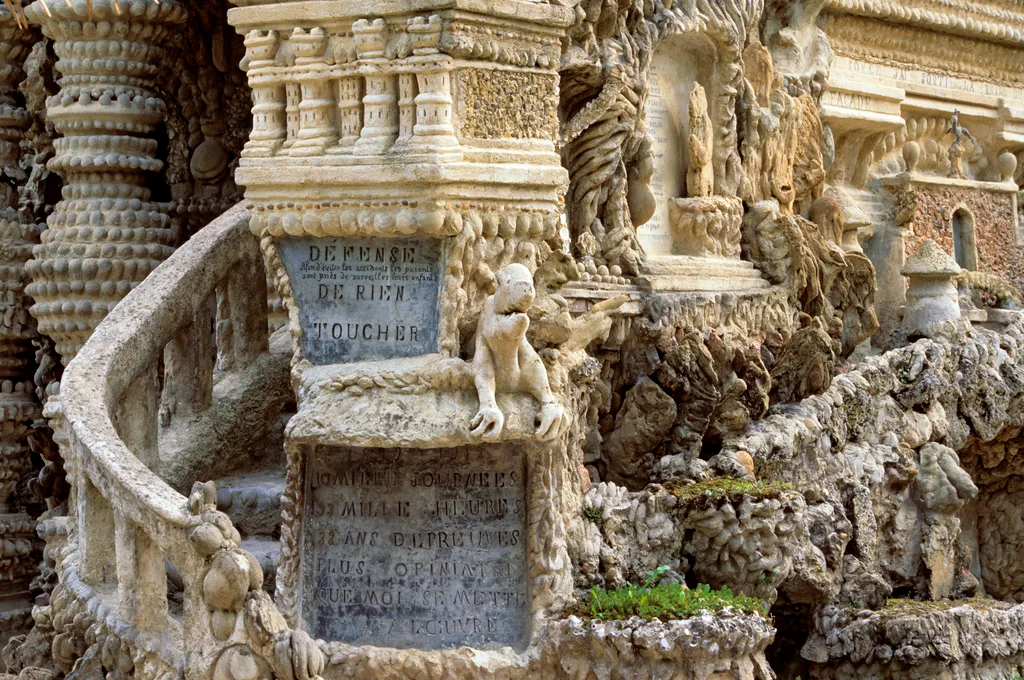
[0,7,44,644]
[24,0,186,364]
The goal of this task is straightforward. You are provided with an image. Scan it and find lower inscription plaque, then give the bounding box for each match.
[301,446,530,650]
[279,236,442,364]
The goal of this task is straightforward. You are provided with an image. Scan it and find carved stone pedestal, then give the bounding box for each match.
[901,239,965,341]
[637,196,768,292]
[229,1,584,674]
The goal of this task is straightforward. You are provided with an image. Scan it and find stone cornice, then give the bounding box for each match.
[824,0,1024,47]
[824,12,1024,89]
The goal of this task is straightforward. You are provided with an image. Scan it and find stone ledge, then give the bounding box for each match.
[883,172,1019,194]
[315,613,775,679]
[637,256,770,293]
[228,0,576,30]
[804,600,1024,673]
[289,356,545,448]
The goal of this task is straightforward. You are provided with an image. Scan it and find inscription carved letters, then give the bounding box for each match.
[280,237,443,363]
[301,447,530,650]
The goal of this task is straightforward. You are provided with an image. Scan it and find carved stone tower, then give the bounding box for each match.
[227,0,597,672]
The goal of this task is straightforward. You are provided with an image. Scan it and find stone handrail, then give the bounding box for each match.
[59,202,322,680]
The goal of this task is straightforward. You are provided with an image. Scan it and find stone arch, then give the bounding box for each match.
[950,205,978,270]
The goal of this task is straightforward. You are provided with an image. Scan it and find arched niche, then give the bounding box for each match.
[951,206,977,271]
[641,33,718,256]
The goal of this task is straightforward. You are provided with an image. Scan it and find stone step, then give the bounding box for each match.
[215,471,286,539]
[242,537,281,596]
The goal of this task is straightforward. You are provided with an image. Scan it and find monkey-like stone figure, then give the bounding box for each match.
[470,263,564,441]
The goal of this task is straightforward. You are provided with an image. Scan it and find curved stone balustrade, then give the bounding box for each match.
[58,203,320,680]
[23,0,187,363]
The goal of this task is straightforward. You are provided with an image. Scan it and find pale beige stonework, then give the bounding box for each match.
[0,2,1023,680]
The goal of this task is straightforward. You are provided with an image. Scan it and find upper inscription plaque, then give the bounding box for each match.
[301,446,530,650]
[279,237,442,364]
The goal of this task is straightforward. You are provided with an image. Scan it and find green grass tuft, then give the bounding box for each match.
[582,504,604,524]
[580,581,768,621]
[664,477,793,510]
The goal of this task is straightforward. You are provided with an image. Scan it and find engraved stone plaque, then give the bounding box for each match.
[301,446,530,650]
[279,237,442,364]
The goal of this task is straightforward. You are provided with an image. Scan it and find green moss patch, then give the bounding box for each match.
[665,477,793,510]
[579,582,768,621]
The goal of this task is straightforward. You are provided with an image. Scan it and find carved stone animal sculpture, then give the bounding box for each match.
[471,263,564,440]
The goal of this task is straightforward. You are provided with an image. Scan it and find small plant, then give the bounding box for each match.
[582,504,604,524]
[580,567,768,621]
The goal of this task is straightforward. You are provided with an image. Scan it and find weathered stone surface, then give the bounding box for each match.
[12,1,1024,680]
[602,378,676,490]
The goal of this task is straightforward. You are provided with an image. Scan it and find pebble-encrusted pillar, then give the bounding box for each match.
[0,7,45,644]
[24,0,186,364]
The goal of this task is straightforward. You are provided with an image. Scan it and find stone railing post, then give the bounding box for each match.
[24,0,187,365]
[227,2,576,673]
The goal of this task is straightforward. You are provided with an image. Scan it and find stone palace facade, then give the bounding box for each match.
[0,0,1017,679]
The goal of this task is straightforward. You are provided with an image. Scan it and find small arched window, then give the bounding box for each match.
[952,208,977,271]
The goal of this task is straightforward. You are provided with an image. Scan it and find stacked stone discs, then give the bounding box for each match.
[0,210,43,513]
[24,0,186,362]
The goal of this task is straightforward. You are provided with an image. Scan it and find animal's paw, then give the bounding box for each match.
[536,401,564,440]
[273,628,325,680]
[470,406,505,440]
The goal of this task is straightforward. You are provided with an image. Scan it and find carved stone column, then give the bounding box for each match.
[228,2,577,673]
[18,0,185,659]
[0,8,43,644]
[24,0,187,364]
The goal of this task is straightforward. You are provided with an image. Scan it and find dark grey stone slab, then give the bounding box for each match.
[300,446,530,650]
[279,237,442,364]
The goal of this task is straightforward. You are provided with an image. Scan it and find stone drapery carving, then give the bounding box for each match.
[471,264,564,441]
[23,0,185,364]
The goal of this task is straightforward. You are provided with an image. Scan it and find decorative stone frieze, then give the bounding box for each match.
[228,0,571,359]
[23,0,187,364]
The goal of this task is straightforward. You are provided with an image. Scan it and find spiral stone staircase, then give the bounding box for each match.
[48,202,315,680]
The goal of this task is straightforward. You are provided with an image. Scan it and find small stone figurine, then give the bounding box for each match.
[471,264,564,441]
[686,82,714,198]
[945,109,975,179]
